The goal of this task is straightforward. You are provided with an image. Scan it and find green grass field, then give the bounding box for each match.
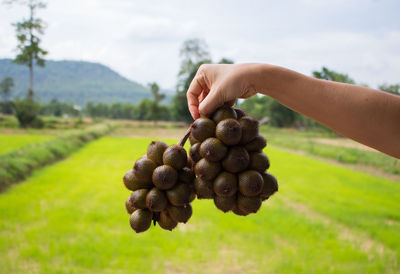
[0,136,399,273]
[0,134,53,155]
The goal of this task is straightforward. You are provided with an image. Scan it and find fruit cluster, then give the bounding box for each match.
[123,140,195,232]
[189,106,278,216]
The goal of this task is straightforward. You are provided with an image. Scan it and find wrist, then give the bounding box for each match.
[237,63,278,96]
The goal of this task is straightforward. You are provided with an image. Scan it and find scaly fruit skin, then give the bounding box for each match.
[166,183,192,206]
[133,158,157,183]
[163,145,188,170]
[191,118,216,142]
[216,118,242,146]
[199,137,228,162]
[189,132,200,145]
[212,105,237,124]
[214,195,236,212]
[232,203,249,216]
[260,173,278,200]
[244,135,267,152]
[237,194,262,214]
[147,141,168,165]
[152,165,178,190]
[194,158,221,181]
[222,146,250,173]
[129,209,153,233]
[146,188,168,212]
[239,116,259,144]
[129,189,149,209]
[249,152,270,173]
[167,204,192,223]
[194,178,214,199]
[158,210,178,231]
[238,170,264,197]
[189,143,202,163]
[213,172,238,197]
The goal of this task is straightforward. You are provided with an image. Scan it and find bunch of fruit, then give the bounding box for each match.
[189,106,278,216]
[123,139,195,232]
[122,105,278,233]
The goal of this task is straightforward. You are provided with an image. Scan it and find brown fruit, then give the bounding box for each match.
[152,165,178,190]
[133,158,157,183]
[239,116,259,144]
[129,209,153,233]
[260,173,278,200]
[234,108,247,119]
[189,132,200,145]
[199,137,227,162]
[191,118,216,142]
[189,143,202,163]
[237,194,262,214]
[222,146,250,173]
[158,210,178,231]
[166,183,192,206]
[213,172,237,197]
[125,197,136,214]
[123,169,153,191]
[178,167,195,184]
[167,204,192,223]
[232,203,249,216]
[129,189,149,209]
[194,158,221,181]
[163,145,187,170]
[212,105,237,124]
[214,195,236,212]
[216,118,242,145]
[146,188,168,212]
[194,178,214,199]
[249,152,270,173]
[147,141,168,165]
[244,135,267,152]
[238,170,264,197]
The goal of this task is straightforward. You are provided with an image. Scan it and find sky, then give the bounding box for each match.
[0,0,399,90]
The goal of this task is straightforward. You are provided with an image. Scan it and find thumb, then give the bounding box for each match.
[198,88,224,117]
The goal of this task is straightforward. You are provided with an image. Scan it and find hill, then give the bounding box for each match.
[0,58,166,105]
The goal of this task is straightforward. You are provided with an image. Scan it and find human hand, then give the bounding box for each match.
[186,64,260,120]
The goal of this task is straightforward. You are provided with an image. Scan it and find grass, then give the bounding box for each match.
[0,136,399,273]
[260,125,400,174]
[0,134,53,155]
[0,124,114,190]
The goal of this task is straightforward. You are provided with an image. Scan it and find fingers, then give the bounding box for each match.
[198,87,225,117]
[187,73,208,120]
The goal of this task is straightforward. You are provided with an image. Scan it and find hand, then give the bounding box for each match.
[186,64,260,119]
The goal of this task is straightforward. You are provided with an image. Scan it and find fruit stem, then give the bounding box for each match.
[178,125,192,147]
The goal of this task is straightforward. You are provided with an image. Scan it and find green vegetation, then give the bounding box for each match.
[0,124,113,191]
[0,134,52,155]
[261,126,400,174]
[0,136,398,273]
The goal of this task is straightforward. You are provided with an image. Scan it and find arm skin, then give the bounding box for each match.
[186,63,400,158]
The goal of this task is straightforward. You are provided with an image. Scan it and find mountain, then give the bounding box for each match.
[0,58,163,105]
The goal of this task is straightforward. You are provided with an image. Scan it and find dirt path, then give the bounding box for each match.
[314,138,378,152]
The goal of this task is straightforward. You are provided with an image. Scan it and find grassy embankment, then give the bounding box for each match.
[0,124,114,191]
[0,136,398,273]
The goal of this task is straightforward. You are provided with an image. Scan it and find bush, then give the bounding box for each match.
[12,97,43,128]
[0,124,114,191]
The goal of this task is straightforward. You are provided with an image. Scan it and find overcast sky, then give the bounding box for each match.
[0,0,399,90]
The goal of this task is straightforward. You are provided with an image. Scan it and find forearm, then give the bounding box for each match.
[247,64,400,158]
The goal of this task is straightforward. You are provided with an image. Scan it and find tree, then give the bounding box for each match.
[6,0,48,100]
[147,82,166,123]
[378,83,400,96]
[0,77,14,114]
[312,66,355,84]
[172,39,211,122]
